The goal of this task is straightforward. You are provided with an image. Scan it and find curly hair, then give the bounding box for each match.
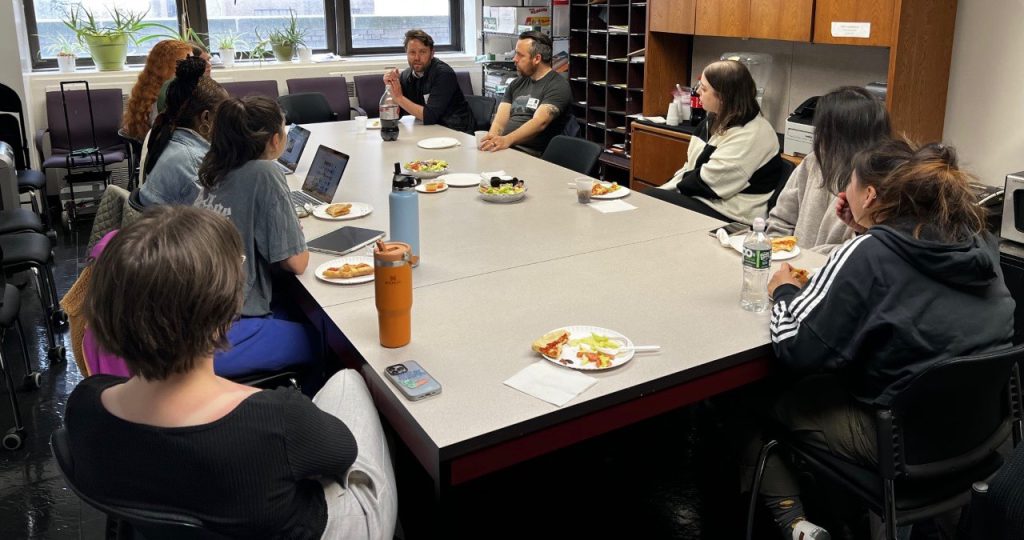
[121,40,193,141]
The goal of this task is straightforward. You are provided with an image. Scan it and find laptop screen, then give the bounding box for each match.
[278,125,311,170]
[300,145,350,204]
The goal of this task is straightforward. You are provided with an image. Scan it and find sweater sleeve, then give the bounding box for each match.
[767,158,811,236]
[770,234,874,373]
[282,390,358,480]
[694,123,776,199]
[422,68,460,125]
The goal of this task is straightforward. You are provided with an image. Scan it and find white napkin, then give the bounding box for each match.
[504,361,597,407]
[590,200,637,213]
[644,116,667,124]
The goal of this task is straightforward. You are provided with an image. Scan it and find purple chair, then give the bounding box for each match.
[286,76,363,120]
[40,88,126,171]
[353,74,386,119]
[456,71,474,96]
[220,80,280,100]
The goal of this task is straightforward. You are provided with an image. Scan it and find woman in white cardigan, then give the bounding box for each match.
[648,60,781,224]
[767,86,891,253]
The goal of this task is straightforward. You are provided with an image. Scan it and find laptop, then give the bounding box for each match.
[276,124,311,175]
[290,145,350,207]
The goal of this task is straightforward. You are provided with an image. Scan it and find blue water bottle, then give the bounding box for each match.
[389,163,420,266]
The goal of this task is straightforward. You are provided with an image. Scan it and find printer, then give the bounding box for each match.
[784,96,817,157]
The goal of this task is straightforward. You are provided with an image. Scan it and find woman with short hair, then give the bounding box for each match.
[766,86,891,254]
[67,206,396,539]
[648,60,781,224]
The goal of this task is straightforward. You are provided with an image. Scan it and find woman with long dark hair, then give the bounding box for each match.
[747,140,1014,538]
[194,96,317,377]
[648,60,781,224]
[138,56,228,206]
[767,86,891,253]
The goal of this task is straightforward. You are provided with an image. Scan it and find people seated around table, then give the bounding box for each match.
[767,86,891,254]
[138,56,228,207]
[479,31,571,153]
[195,96,321,378]
[68,206,397,539]
[121,39,193,141]
[647,60,781,225]
[382,29,473,133]
[746,140,1014,538]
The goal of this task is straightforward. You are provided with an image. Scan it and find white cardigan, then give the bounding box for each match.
[659,115,779,224]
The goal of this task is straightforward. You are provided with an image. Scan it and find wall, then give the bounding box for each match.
[942,0,1024,185]
[690,36,890,133]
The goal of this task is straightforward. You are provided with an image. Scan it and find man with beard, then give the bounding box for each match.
[383,29,473,133]
[480,31,571,153]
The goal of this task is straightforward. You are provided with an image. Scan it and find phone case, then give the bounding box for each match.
[385,361,442,401]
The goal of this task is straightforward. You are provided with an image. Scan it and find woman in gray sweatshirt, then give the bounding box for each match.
[767,87,890,254]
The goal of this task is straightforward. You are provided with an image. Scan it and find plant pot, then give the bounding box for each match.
[271,43,295,63]
[297,47,313,63]
[84,34,128,71]
[220,47,235,68]
[56,54,76,73]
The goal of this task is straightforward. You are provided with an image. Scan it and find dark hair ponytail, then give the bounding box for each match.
[198,96,284,190]
[143,56,227,176]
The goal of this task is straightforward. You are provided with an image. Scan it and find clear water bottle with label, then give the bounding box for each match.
[741,217,771,312]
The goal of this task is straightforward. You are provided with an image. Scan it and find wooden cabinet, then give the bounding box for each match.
[629,123,690,192]
[813,0,896,47]
[748,0,813,41]
[649,0,696,34]
[695,0,748,38]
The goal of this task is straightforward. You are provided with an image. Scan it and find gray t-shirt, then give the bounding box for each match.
[194,160,306,317]
[500,70,571,151]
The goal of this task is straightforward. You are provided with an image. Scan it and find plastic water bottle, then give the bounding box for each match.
[741,217,771,312]
[388,163,419,266]
[380,85,400,142]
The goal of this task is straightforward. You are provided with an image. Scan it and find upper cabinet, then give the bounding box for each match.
[695,0,749,38]
[649,0,696,34]
[749,0,814,42]
[813,0,896,47]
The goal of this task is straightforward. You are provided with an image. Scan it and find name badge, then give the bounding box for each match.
[526,98,540,109]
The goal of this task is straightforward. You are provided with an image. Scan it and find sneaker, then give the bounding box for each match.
[792,520,831,540]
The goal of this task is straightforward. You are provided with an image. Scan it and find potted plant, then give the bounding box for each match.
[47,35,82,73]
[62,6,174,71]
[264,10,307,63]
[215,30,248,69]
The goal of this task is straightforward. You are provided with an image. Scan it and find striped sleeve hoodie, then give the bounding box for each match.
[769,223,1015,407]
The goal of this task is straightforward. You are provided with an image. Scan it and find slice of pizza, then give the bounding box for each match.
[770,236,798,253]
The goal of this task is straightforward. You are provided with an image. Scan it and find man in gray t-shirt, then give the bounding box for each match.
[480,31,571,153]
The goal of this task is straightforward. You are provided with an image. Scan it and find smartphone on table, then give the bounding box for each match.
[708,221,748,237]
[385,361,442,401]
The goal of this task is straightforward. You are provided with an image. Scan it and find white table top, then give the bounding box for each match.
[288,119,826,456]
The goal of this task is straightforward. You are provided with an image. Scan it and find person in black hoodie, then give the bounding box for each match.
[748,140,1015,539]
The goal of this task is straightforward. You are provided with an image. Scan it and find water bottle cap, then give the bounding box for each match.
[752,217,766,232]
[374,241,412,264]
[392,175,418,191]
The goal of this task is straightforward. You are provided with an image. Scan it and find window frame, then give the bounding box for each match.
[25,0,464,70]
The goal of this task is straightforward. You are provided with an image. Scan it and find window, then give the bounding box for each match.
[27,0,179,68]
[347,0,457,53]
[25,0,463,69]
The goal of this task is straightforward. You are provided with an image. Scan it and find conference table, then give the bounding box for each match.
[284,119,825,501]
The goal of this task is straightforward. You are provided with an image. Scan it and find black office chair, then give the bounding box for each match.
[233,370,300,391]
[278,92,337,125]
[961,435,1024,539]
[52,427,231,539]
[766,157,796,213]
[465,95,496,132]
[0,232,66,359]
[747,346,1024,540]
[0,83,52,227]
[541,135,604,176]
[117,128,144,191]
[1,283,40,451]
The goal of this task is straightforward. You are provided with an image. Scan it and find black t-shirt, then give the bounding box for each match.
[399,57,473,133]
[500,69,572,151]
[65,375,358,539]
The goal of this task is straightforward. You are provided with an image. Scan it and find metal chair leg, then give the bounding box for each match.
[0,331,25,451]
[746,439,779,540]
[14,320,39,390]
[883,478,898,540]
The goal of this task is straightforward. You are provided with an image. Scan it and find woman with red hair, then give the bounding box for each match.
[121,40,193,142]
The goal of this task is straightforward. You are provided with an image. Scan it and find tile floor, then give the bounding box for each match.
[0,216,948,539]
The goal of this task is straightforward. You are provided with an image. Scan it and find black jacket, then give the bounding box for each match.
[399,58,473,133]
[770,222,1015,406]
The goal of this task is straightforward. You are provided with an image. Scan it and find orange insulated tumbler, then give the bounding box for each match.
[374,240,413,348]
